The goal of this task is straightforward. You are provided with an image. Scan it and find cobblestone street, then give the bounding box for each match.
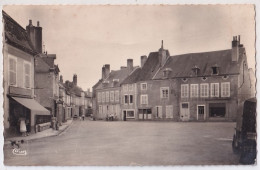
[4,120,240,166]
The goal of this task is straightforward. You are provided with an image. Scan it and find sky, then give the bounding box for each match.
[3,5,256,91]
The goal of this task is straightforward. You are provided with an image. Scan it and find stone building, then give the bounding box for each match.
[63,74,85,118]
[3,11,50,136]
[94,59,136,120]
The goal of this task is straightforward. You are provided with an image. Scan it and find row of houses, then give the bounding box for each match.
[3,11,92,137]
[93,38,255,122]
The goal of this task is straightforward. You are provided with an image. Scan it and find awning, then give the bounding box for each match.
[11,97,50,115]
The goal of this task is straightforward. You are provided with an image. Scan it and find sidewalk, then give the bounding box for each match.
[4,119,73,145]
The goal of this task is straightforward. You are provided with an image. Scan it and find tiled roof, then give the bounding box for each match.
[153,49,242,79]
[96,67,130,89]
[3,11,36,55]
[64,81,84,97]
[137,52,161,81]
[121,67,141,85]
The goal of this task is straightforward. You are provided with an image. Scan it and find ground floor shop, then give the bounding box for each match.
[5,96,50,137]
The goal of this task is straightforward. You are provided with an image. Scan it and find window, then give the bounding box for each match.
[23,62,31,88]
[99,105,102,114]
[126,110,135,118]
[200,83,209,97]
[209,103,225,117]
[129,95,133,104]
[102,92,105,102]
[98,92,101,103]
[128,84,134,91]
[106,91,109,102]
[211,83,219,97]
[141,83,147,90]
[221,82,230,97]
[181,84,189,98]
[115,91,119,101]
[110,91,114,102]
[212,67,219,75]
[160,87,169,98]
[140,95,148,104]
[9,56,17,86]
[123,84,128,91]
[124,95,128,104]
[190,84,198,98]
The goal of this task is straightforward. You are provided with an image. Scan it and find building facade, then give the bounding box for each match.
[3,11,50,136]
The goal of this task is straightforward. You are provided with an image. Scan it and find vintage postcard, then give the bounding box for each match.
[1,4,257,167]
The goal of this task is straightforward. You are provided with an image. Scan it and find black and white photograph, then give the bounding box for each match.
[1,3,257,168]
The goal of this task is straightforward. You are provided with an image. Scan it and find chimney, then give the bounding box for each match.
[127,59,133,74]
[232,35,240,62]
[102,66,105,80]
[73,74,77,85]
[104,64,110,79]
[26,20,43,53]
[141,55,147,68]
[60,75,63,83]
[158,40,168,66]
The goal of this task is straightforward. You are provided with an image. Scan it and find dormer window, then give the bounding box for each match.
[211,64,219,75]
[163,68,172,78]
[192,65,200,76]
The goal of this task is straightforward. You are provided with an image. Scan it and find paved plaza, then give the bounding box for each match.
[4,120,240,166]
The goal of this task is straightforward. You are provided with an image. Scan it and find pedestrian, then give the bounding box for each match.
[82,114,85,121]
[19,117,27,137]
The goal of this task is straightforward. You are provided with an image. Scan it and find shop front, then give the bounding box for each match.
[9,96,50,135]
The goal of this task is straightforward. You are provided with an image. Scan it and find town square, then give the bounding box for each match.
[1,4,257,167]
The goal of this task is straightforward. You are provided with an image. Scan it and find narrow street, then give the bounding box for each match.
[4,120,240,166]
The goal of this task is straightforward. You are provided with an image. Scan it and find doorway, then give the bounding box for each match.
[197,105,205,121]
[180,103,190,121]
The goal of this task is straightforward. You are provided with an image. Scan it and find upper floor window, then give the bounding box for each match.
[110,91,114,102]
[190,84,199,98]
[212,65,219,75]
[106,91,109,102]
[124,95,128,104]
[97,92,101,103]
[140,95,148,105]
[102,92,105,103]
[141,83,147,90]
[115,91,119,102]
[181,84,189,98]
[123,84,128,91]
[211,83,219,97]
[128,84,134,91]
[160,87,169,98]
[221,82,230,97]
[24,62,31,88]
[9,55,17,86]
[129,95,133,104]
[200,83,209,97]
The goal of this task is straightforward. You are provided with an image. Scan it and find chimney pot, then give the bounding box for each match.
[29,20,32,25]
[37,21,40,27]
[127,59,133,74]
[141,55,147,68]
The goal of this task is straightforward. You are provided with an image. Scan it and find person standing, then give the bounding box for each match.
[19,117,26,137]
[82,114,85,121]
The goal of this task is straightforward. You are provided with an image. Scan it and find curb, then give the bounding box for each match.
[4,120,73,146]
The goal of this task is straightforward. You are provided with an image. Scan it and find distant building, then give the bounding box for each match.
[94,59,136,120]
[64,74,85,118]
[84,89,93,116]
[3,11,50,136]
[93,37,255,122]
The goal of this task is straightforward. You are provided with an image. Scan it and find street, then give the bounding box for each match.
[4,120,240,166]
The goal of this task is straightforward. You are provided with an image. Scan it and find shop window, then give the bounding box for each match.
[209,103,226,117]
[126,110,135,118]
